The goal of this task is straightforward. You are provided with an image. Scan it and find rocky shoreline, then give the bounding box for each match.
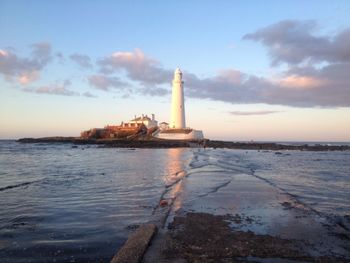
[17,137,350,151]
[161,212,345,263]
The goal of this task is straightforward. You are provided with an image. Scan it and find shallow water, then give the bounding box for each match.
[0,141,191,262]
[197,149,350,217]
[0,141,349,262]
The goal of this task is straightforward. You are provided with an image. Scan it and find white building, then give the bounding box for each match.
[159,122,169,130]
[156,68,204,140]
[122,114,158,129]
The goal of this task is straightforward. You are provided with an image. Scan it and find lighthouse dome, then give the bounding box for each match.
[175,67,182,75]
[174,68,182,81]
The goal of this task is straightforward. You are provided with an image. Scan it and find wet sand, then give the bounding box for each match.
[141,152,350,262]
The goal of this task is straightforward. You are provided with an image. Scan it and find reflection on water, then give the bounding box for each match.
[178,148,350,232]
[163,148,188,186]
[1,141,349,262]
[167,148,350,259]
[154,148,189,222]
[0,141,192,263]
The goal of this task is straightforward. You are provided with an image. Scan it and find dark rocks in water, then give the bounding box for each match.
[281,201,294,210]
[125,224,140,230]
[18,137,77,143]
[206,140,350,151]
[17,137,350,151]
[18,137,193,148]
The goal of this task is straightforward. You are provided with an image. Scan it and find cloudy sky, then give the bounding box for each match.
[1,0,350,141]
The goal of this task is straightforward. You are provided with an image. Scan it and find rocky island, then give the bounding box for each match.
[17,137,350,151]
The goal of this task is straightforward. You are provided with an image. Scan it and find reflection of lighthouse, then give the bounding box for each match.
[171,68,186,129]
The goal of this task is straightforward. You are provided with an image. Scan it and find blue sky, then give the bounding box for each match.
[1,1,350,141]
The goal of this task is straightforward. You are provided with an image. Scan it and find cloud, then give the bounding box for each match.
[79,37,349,107]
[0,50,9,56]
[24,81,98,98]
[70,53,92,68]
[0,42,52,85]
[87,74,129,91]
[18,71,40,84]
[184,66,350,107]
[139,86,169,96]
[56,52,63,59]
[230,110,283,116]
[82,91,97,98]
[278,63,350,106]
[184,70,265,104]
[87,73,168,97]
[91,45,350,107]
[23,78,79,96]
[3,22,349,107]
[276,75,324,89]
[97,48,172,85]
[243,20,350,66]
[35,85,78,96]
[175,20,350,107]
[31,42,52,65]
[55,52,65,64]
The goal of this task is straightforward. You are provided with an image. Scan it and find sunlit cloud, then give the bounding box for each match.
[1,20,350,106]
[0,49,9,57]
[18,71,40,85]
[276,75,325,89]
[0,42,52,85]
[97,48,172,85]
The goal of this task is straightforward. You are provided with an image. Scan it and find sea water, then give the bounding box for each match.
[0,140,349,262]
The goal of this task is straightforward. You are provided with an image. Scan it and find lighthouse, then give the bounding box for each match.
[170,68,186,129]
[155,68,204,140]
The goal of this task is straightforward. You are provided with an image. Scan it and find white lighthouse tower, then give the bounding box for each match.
[170,68,186,129]
[155,68,204,140]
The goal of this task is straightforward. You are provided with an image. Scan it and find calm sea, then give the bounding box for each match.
[0,140,349,262]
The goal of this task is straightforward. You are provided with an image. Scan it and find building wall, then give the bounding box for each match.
[128,119,158,129]
[156,129,204,140]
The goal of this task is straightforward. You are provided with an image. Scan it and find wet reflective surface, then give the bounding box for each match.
[0,141,191,262]
[167,148,350,259]
[1,141,350,262]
